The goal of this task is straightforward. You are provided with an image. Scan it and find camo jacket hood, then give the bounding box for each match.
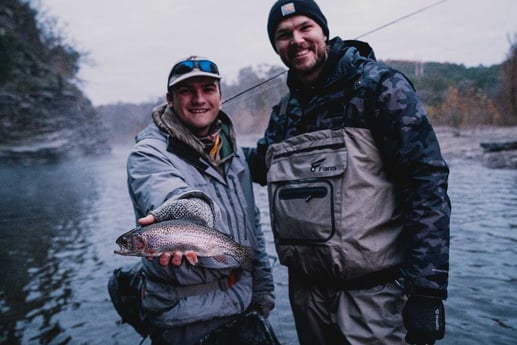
[245,37,450,298]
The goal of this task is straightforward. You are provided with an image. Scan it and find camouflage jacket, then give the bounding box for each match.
[245,37,450,298]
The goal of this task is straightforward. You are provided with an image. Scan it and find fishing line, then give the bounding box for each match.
[354,0,448,40]
[222,0,448,105]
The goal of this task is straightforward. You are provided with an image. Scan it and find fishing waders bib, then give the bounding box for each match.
[266,128,406,344]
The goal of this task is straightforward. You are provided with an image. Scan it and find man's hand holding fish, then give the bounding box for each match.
[115,196,254,271]
[137,197,214,267]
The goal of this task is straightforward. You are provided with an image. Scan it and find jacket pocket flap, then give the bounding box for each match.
[266,130,347,182]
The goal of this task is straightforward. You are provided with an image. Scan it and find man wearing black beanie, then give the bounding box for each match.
[244,1,451,344]
[267,0,329,51]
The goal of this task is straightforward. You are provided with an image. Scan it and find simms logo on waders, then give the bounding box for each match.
[310,158,338,173]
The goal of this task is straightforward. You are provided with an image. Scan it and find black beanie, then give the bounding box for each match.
[267,0,329,51]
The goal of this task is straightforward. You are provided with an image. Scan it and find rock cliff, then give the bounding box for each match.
[0,0,109,163]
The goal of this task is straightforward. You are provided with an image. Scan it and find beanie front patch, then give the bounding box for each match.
[281,2,296,16]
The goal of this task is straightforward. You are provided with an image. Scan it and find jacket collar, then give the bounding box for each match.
[151,103,238,172]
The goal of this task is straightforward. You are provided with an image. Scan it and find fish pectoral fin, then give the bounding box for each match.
[185,251,199,266]
[213,255,229,265]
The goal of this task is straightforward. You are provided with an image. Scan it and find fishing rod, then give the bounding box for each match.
[222,0,447,105]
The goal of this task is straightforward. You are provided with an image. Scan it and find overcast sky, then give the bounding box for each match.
[39,0,517,106]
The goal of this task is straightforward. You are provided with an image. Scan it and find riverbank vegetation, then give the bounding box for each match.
[0,0,108,161]
[1,0,516,153]
[220,39,517,135]
[102,36,517,140]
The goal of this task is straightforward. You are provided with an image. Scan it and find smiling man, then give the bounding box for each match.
[165,63,221,138]
[244,1,451,345]
[111,56,275,345]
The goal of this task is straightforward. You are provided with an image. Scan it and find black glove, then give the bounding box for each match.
[249,292,275,318]
[403,295,445,345]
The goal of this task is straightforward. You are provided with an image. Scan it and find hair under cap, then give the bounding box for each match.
[267,0,329,51]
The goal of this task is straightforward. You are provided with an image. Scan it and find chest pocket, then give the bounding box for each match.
[265,129,347,244]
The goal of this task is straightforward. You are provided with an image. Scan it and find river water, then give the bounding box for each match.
[0,139,516,345]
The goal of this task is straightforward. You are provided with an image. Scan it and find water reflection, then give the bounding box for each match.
[0,148,135,344]
[445,157,517,344]
[0,147,516,344]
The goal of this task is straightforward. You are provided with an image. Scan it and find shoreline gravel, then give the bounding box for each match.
[435,125,517,169]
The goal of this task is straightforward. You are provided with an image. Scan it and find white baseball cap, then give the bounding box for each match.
[167,56,221,89]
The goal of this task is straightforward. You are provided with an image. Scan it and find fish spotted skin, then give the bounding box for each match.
[115,219,254,271]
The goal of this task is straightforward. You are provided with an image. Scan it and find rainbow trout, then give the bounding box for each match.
[114,219,254,271]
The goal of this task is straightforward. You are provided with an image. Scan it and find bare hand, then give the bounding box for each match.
[138,214,156,226]
[146,250,199,267]
[159,251,182,267]
[138,214,198,266]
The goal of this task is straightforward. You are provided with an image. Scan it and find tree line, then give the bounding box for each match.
[218,39,517,136]
[13,0,516,144]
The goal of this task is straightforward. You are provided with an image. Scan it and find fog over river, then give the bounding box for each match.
[0,131,516,344]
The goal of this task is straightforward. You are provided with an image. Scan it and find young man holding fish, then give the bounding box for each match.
[244,1,451,345]
[111,56,275,345]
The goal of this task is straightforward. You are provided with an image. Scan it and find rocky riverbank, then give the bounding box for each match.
[435,126,517,169]
[0,0,109,163]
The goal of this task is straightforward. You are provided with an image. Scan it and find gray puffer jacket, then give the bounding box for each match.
[126,103,274,328]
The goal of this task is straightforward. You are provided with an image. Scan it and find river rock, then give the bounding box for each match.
[480,141,517,152]
[435,126,517,170]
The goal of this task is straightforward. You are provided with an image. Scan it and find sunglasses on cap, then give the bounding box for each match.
[170,59,219,77]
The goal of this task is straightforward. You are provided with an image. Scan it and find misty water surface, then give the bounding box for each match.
[0,140,516,345]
